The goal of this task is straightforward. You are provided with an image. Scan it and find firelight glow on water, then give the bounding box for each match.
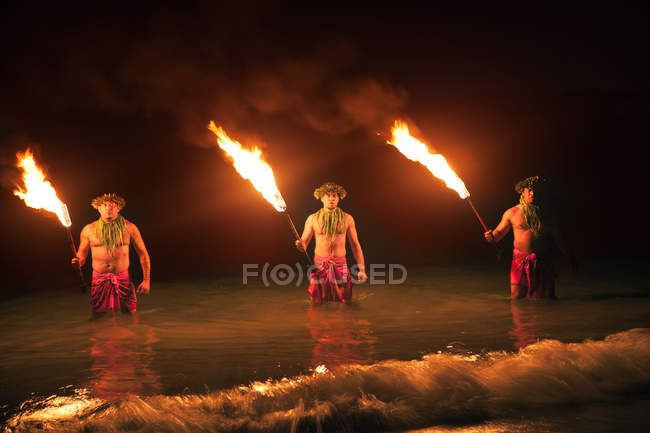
[2,262,648,432]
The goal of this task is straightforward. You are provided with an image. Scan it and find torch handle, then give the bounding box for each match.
[466,198,502,261]
[466,198,488,232]
[66,227,78,256]
[66,227,90,293]
[285,211,313,265]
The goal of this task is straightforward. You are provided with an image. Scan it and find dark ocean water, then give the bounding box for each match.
[1,259,649,432]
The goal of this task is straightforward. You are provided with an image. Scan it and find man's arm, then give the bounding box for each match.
[346,215,367,282]
[296,214,314,252]
[128,223,151,294]
[485,209,512,244]
[72,225,90,267]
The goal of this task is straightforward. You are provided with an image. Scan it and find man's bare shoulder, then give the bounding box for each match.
[81,221,96,234]
[505,205,521,217]
[124,219,140,233]
[344,212,356,229]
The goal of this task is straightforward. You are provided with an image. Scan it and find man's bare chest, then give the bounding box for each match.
[313,221,347,237]
[511,213,530,232]
[89,232,131,248]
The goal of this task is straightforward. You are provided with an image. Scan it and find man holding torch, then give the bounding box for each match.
[296,182,367,303]
[484,176,575,299]
[72,193,151,316]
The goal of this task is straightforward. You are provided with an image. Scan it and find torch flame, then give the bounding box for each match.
[208,122,287,212]
[388,120,470,199]
[13,149,71,226]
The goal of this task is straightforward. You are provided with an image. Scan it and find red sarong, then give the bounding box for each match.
[91,270,137,313]
[308,255,353,303]
[510,249,556,299]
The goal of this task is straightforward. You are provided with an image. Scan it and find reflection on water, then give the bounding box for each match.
[6,328,650,433]
[2,261,650,432]
[307,303,377,368]
[89,314,160,399]
[508,300,546,349]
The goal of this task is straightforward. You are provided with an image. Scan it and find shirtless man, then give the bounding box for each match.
[485,176,573,299]
[72,193,150,316]
[296,182,367,302]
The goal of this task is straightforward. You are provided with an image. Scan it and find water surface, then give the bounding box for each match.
[1,259,648,432]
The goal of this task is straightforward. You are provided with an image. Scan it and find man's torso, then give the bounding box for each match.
[87,220,132,274]
[311,211,349,258]
[509,205,551,254]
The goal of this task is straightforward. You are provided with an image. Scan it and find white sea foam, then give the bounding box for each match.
[4,328,649,433]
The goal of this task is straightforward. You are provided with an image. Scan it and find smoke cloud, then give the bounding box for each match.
[2,6,408,149]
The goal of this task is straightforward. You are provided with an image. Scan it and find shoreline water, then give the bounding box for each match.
[2,260,649,431]
[4,328,650,432]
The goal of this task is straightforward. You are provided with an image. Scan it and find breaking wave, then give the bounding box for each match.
[4,328,650,433]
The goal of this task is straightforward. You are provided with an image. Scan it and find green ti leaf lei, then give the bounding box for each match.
[519,196,543,236]
[319,207,345,238]
[96,215,126,255]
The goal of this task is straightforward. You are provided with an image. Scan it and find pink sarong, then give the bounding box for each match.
[91,270,137,313]
[308,255,353,303]
[510,249,556,299]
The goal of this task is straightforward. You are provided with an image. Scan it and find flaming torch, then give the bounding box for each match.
[388,120,500,258]
[13,149,89,291]
[207,122,312,265]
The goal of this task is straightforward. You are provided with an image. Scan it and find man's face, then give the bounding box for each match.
[321,192,340,210]
[522,187,534,205]
[97,201,122,222]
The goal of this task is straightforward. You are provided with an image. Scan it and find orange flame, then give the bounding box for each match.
[208,122,287,212]
[13,149,71,226]
[388,120,470,199]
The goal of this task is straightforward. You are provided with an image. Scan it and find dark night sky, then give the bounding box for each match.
[1,4,648,295]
